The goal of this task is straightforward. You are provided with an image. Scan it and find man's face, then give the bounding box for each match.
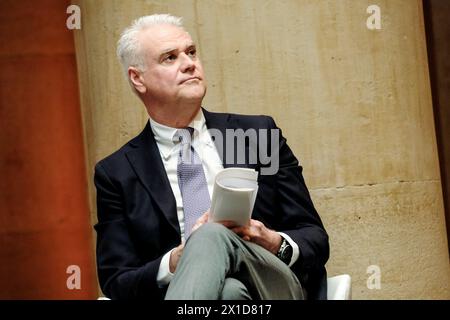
[135,24,206,106]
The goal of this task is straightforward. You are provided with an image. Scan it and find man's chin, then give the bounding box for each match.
[180,86,207,101]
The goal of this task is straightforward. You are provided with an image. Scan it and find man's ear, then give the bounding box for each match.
[128,67,146,94]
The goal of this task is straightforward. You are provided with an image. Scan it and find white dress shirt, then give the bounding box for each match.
[152,109,299,287]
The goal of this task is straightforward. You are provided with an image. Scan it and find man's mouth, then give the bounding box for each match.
[180,77,201,84]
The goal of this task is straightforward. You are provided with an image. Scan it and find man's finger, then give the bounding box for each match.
[218,220,239,228]
[230,228,251,241]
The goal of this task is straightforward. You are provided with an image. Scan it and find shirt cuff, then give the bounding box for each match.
[277,232,300,267]
[156,249,175,288]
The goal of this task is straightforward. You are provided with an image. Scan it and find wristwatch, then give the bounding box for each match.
[277,237,293,265]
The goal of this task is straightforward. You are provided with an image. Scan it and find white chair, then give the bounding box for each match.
[327,274,352,300]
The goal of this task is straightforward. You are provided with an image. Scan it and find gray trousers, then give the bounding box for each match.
[165,223,304,300]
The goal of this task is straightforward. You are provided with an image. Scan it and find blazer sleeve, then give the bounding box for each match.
[265,116,329,285]
[94,162,166,300]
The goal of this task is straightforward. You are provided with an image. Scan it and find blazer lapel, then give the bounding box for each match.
[203,108,231,168]
[203,108,255,170]
[125,122,180,235]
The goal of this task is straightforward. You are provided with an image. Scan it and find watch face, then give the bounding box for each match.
[279,240,292,264]
[281,243,293,263]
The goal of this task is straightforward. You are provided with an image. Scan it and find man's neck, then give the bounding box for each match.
[146,102,201,128]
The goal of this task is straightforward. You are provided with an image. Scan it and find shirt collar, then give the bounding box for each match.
[149,108,207,160]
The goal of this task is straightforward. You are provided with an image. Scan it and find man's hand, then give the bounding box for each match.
[219,219,283,254]
[169,211,210,273]
[191,211,210,233]
[169,243,184,273]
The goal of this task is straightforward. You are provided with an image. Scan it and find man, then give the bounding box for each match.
[94,14,329,300]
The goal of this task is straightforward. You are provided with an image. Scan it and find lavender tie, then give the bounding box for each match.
[175,128,211,239]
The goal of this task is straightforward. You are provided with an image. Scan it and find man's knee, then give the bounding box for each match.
[180,223,237,267]
[220,278,252,300]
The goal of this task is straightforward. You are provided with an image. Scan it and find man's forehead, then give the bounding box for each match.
[140,25,194,52]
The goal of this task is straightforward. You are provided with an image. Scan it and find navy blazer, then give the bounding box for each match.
[94,109,329,300]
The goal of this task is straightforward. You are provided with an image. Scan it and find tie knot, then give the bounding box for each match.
[174,127,194,145]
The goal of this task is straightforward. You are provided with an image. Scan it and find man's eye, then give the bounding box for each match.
[188,49,196,57]
[164,54,177,62]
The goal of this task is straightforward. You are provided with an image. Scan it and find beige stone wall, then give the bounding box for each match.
[73,0,450,299]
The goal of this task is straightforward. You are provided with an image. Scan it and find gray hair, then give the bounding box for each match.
[116,14,184,78]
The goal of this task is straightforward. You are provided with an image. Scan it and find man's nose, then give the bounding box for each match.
[179,52,195,72]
